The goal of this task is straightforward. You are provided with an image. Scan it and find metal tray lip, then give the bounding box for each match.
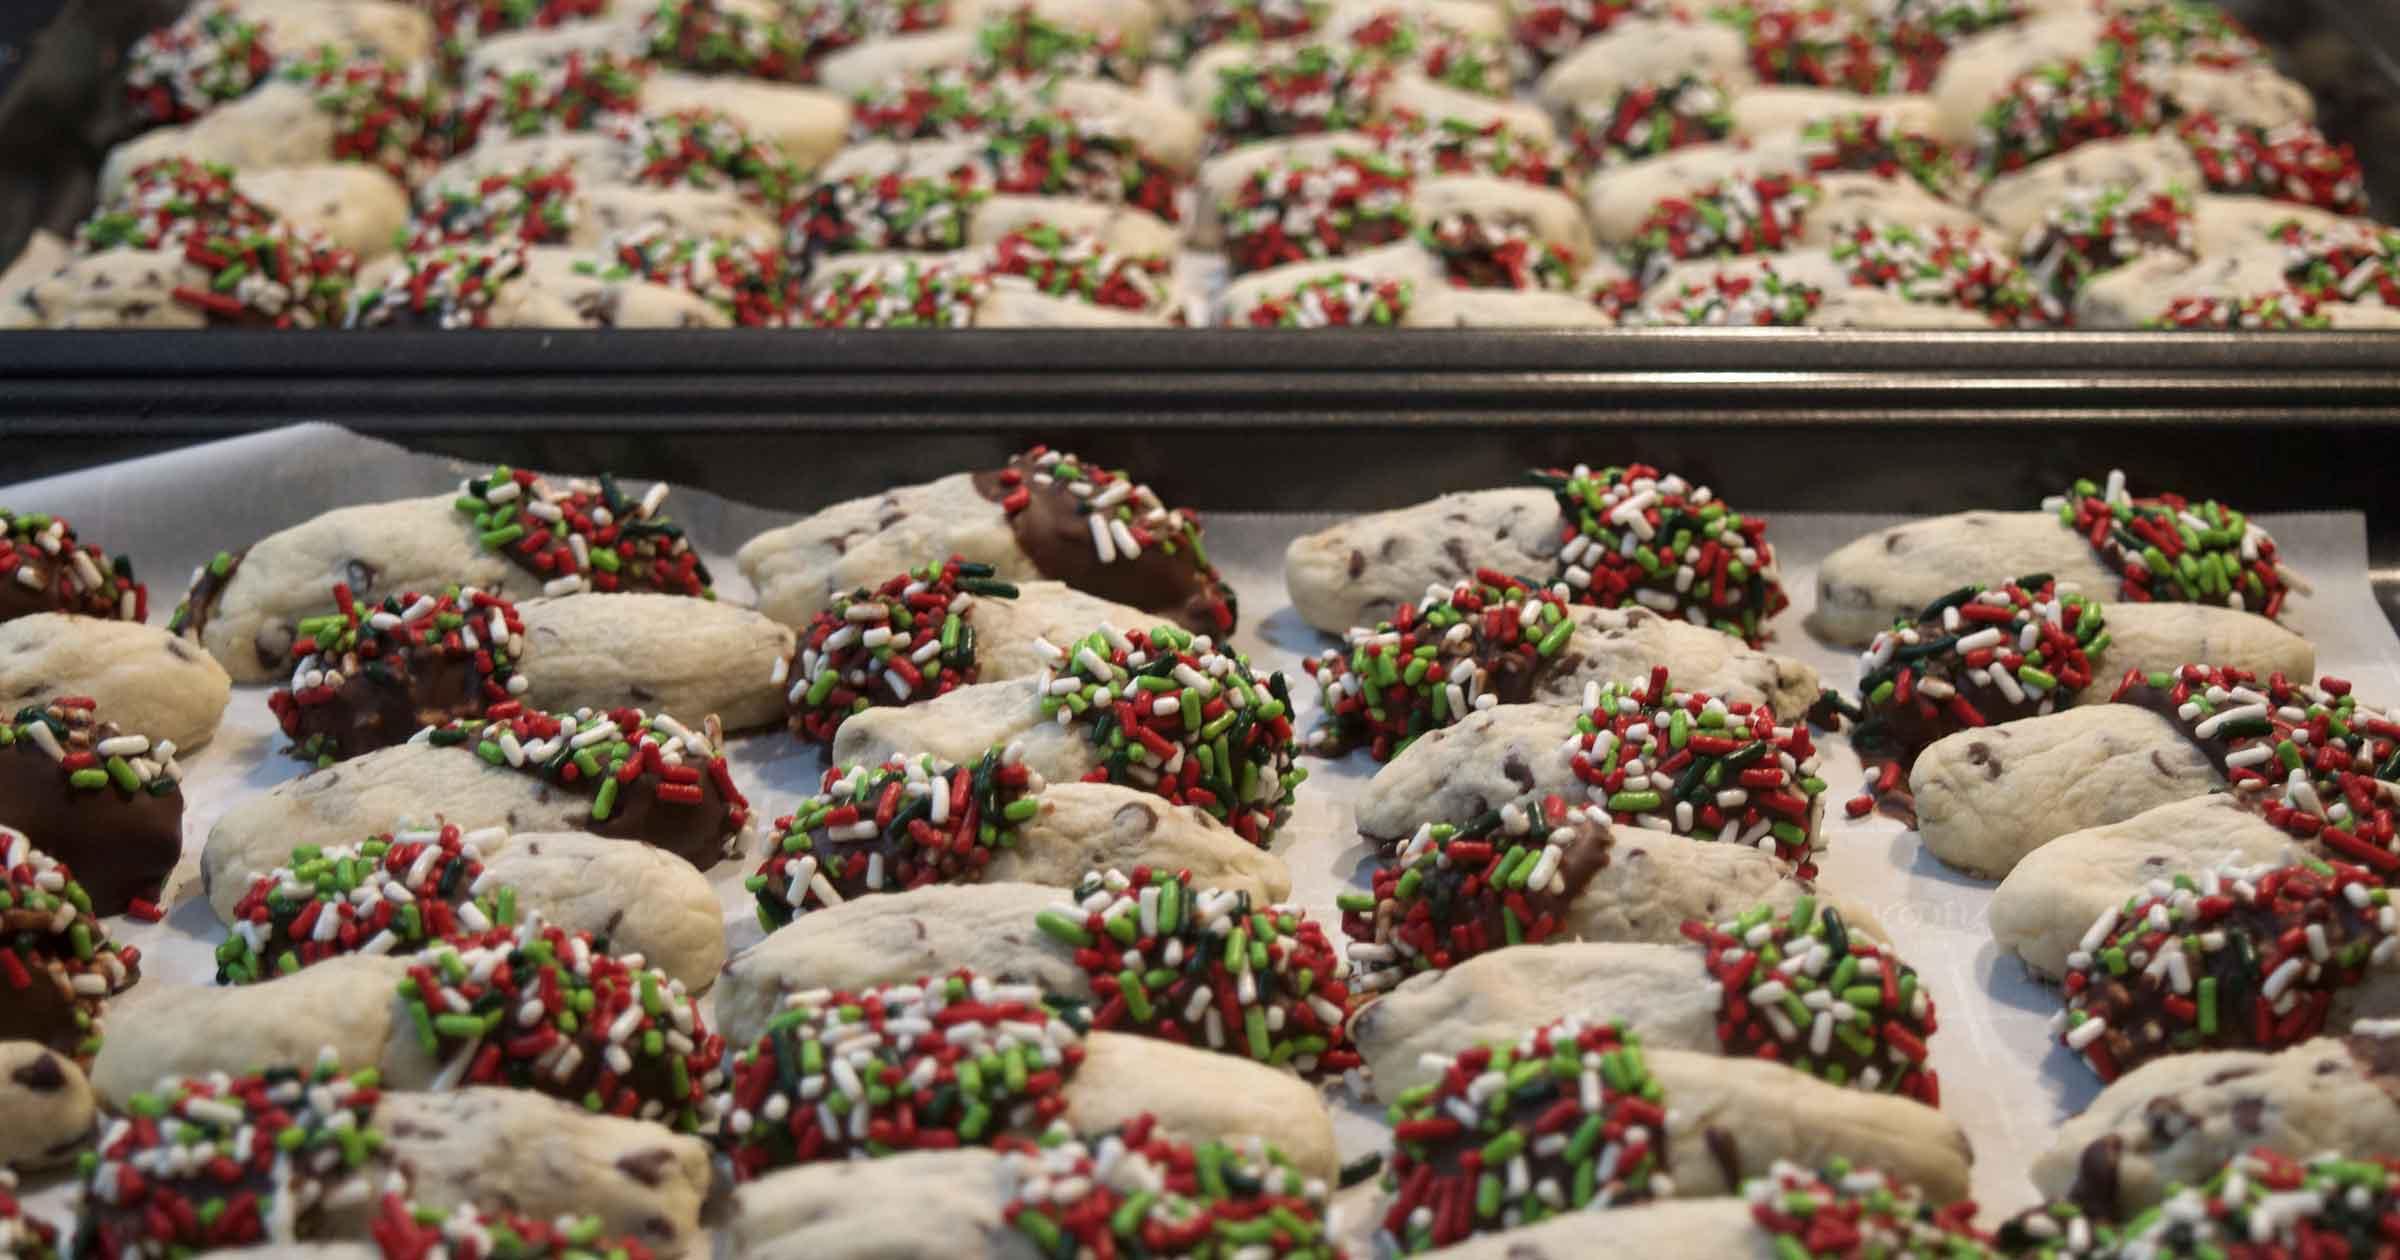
[6,326,2400,377]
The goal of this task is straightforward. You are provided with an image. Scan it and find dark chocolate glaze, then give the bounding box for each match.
[166,546,245,646]
[0,956,99,1062]
[0,745,182,917]
[284,652,483,763]
[2346,1032,2400,1104]
[2067,1134,2124,1221]
[971,458,1237,636]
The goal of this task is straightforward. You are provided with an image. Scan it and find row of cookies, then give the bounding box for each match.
[0,441,2390,1248]
[6,0,2397,330]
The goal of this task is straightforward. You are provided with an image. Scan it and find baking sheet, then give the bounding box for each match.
[7,424,2400,1246]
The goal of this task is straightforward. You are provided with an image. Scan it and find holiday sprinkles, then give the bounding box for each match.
[747,748,1043,928]
[419,704,750,868]
[1534,462,1789,645]
[370,1193,657,1260]
[268,583,529,765]
[78,1054,387,1260]
[778,557,1019,744]
[2,829,143,1064]
[0,509,144,622]
[1339,793,1616,990]
[1301,570,1580,760]
[2049,469,2291,615]
[1379,1016,1669,1253]
[454,464,714,599]
[214,824,513,984]
[402,917,728,1129]
[714,970,1085,1178]
[1567,670,1829,873]
[1847,578,2107,780]
[1746,1157,1992,1257]
[1688,896,1940,1101]
[1039,867,1356,1074]
[1035,624,1301,845]
[1622,174,1819,286]
[2056,858,2397,1080]
[1000,1116,1337,1258]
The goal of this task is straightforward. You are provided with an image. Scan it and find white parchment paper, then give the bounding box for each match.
[6,425,2399,1245]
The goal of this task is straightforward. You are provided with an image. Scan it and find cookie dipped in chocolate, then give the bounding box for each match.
[0,700,183,918]
[267,584,527,764]
[1851,577,2105,771]
[419,705,750,869]
[2060,860,2398,1081]
[1305,571,1582,761]
[1342,796,1616,988]
[0,510,145,626]
[1691,896,1942,1104]
[1,826,142,1064]
[971,447,1238,636]
[164,547,243,652]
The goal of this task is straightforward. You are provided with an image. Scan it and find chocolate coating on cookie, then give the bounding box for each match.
[971,448,1237,636]
[0,701,183,918]
[0,511,145,626]
[268,586,526,764]
[1,828,141,1063]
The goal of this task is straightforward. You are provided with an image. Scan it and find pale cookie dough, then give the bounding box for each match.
[373,1087,714,1255]
[223,0,437,69]
[2155,63,2313,132]
[730,1149,1033,1260]
[1808,510,2118,647]
[515,247,732,328]
[191,1247,376,1260]
[517,592,793,732]
[1911,704,2223,879]
[1283,487,1562,633]
[1581,134,1815,244]
[828,678,1089,779]
[1974,135,2203,240]
[1061,1032,1336,1182]
[2190,195,2354,259]
[1413,1198,1781,1260]
[0,613,232,750]
[237,164,411,260]
[90,957,430,1107]
[2031,1030,2400,1218]
[0,1041,96,1169]
[2075,602,2313,703]
[740,474,1017,625]
[966,581,1161,678]
[1926,10,2107,146]
[1809,288,2003,329]
[183,494,527,683]
[202,738,745,919]
[2073,249,2289,329]
[1404,288,1615,327]
[1388,72,1556,142]
[1990,794,2305,979]
[430,133,623,190]
[12,249,211,330]
[719,884,1086,1046]
[1531,16,1752,112]
[101,82,345,196]
[1194,134,1376,248]
[474,831,729,987]
[1797,174,1992,246]
[1727,87,1941,141]
[641,72,851,173]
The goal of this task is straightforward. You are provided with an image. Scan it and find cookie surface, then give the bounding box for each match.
[1911,704,2222,878]
[1990,793,2302,978]
[731,1150,1032,1260]
[517,592,792,731]
[2031,1032,2400,1218]
[0,615,231,751]
[1810,510,2117,647]
[0,1042,95,1170]
[1284,487,1561,635]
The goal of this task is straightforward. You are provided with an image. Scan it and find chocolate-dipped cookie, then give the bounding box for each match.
[739,446,1239,638]
[268,585,528,765]
[1,828,141,1066]
[0,511,144,626]
[0,701,183,918]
